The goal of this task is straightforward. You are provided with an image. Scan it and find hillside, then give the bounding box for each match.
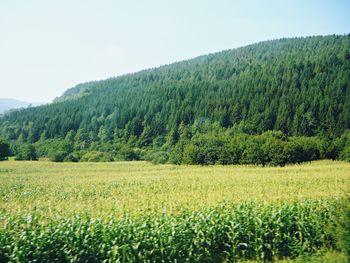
[0,35,350,164]
[53,81,96,103]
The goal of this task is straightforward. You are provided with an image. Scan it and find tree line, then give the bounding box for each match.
[1,126,350,166]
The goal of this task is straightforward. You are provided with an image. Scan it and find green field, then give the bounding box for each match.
[1,160,350,262]
[1,160,349,217]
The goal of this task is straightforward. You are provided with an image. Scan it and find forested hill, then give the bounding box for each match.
[53,81,96,102]
[0,35,350,165]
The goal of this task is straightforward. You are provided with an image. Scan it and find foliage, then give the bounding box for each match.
[0,201,341,262]
[35,139,72,158]
[63,152,80,162]
[336,131,350,162]
[34,139,74,162]
[48,150,67,162]
[336,197,350,261]
[181,131,324,166]
[339,146,350,162]
[0,137,10,161]
[144,150,169,164]
[15,144,37,161]
[115,145,141,161]
[80,151,113,162]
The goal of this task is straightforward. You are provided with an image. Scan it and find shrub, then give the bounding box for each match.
[288,137,321,163]
[0,137,11,161]
[117,146,140,161]
[48,150,67,162]
[63,152,80,162]
[241,137,265,165]
[35,139,72,157]
[168,143,185,164]
[182,143,201,164]
[179,132,325,166]
[261,139,288,166]
[339,146,350,162]
[183,134,226,165]
[145,151,169,164]
[217,137,243,165]
[15,144,37,161]
[333,131,350,161]
[156,153,169,164]
[80,151,113,162]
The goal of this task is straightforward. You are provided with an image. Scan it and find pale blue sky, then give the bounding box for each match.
[0,0,349,102]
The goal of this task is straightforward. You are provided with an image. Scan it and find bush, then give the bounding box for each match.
[183,134,225,165]
[168,143,185,164]
[241,137,265,165]
[117,146,140,161]
[48,150,67,162]
[261,139,288,166]
[339,146,350,162]
[35,139,73,159]
[287,137,321,163]
[63,153,80,162]
[15,144,37,161]
[80,151,113,162]
[182,143,201,164]
[145,151,169,164]
[217,137,244,165]
[177,131,326,166]
[0,137,11,161]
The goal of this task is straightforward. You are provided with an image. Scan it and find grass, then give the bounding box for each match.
[0,160,349,262]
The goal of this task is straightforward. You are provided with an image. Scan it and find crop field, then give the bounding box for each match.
[1,160,349,217]
[1,160,350,262]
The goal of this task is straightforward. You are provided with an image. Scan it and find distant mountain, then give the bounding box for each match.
[0,98,44,114]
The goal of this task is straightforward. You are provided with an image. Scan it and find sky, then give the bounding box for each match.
[0,0,349,102]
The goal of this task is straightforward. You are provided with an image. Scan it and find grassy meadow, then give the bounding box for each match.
[1,160,350,262]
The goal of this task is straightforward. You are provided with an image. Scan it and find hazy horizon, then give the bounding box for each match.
[0,0,349,102]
